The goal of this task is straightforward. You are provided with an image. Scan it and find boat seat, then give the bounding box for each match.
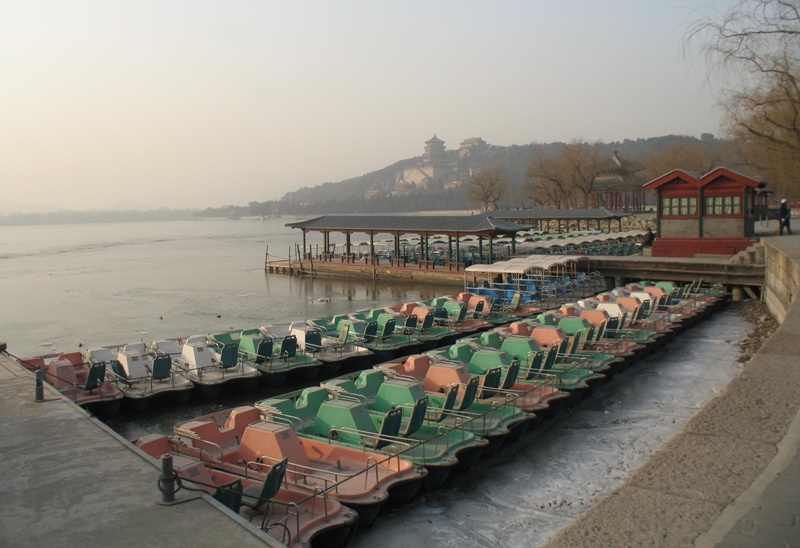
[212,479,243,513]
[354,370,385,398]
[377,319,395,341]
[399,396,428,437]
[419,312,434,331]
[454,376,479,411]
[111,361,128,381]
[217,344,238,368]
[427,384,458,422]
[500,360,520,390]
[447,344,474,364]
[525,350,544,380]
[402,315,417,334]
[151,355,172,380]
[303,330,323,353]
[82,364,106,393]
[291,388,331,426]
[276,336,297,360]
[223,406,263,434]
[480,367,502,399]
[362,322,378,343]
[471,300,485,319]
[331,323,350,350]
[479,331,502,349]
[180,419,242,462]
[242,457,289,512]
[403,354,431,378]
[323,378,359,395]
[364,407,403,449]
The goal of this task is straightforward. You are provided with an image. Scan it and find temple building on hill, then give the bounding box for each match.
[459,137,488,157]
[590,151,648,212]
[396,135,457,189]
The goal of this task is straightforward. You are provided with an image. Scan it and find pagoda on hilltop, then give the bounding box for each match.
[396,134,456,189]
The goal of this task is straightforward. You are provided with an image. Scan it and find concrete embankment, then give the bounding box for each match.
[545,235,800,547]
[0,355,282,547]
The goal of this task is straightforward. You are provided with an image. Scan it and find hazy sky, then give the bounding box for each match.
[1,1,725,212]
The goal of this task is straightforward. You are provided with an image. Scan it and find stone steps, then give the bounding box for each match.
[730,242,766,265]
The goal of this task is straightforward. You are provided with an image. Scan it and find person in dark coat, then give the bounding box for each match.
[642,227,655,246]
[779,199,793,235]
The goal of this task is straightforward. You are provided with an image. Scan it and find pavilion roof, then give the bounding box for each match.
[285,214,529,235]
[487,208,630,221]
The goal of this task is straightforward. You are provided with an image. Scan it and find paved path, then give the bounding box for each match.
[0,354,282,547]
[545,232,800,548]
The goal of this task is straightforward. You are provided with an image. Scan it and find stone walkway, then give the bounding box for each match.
[0,354,282,547]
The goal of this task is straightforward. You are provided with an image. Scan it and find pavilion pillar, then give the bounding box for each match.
[302,231,307,258]
[424,232,429,262]
[511,233,516,255]
[488,235,494,265]
[455,232,460,265]
[447,236,453,263]
[394,233,400,262]
[345,232,351,256]
[369,231,374,259]
[478,236,484,263]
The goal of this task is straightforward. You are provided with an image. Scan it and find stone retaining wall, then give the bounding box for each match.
[763,239,800,323]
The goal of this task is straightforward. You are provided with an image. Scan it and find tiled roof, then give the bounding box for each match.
[286,215,529,234]
[487,208,630,220]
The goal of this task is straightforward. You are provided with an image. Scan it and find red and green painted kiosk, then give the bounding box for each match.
[643,167,769,257]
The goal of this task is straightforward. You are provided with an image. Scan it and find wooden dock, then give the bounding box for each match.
[266,254,766,295]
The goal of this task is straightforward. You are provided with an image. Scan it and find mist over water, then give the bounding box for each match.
[0,219,459,358]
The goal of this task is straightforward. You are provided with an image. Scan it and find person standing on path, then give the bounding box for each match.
[779,199,793,235]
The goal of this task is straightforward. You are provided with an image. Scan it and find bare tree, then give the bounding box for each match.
[639,137,730,180]
[525,141,603,208]
[686,0,800,197]
[465,167,510,211]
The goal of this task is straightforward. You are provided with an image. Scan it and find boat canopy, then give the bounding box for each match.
[514,230,644,253]
[465,254,583,276]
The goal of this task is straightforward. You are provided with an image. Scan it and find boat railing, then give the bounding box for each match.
[259,409,308,432]
[329,426,418,456]
[325,389,370,406]
[262,500,303,545]
[476,384,524,406]
[173,427,227,462]
[34,364,114,402]
[251,452,387,495]
[382,370,422,386]
[446,386,505,427]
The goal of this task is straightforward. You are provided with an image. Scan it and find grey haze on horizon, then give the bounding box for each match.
[1,1,723,213]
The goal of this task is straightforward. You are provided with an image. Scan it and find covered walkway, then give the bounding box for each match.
[286,214,530,271]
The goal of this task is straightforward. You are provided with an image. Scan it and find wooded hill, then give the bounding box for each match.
[196,134,726,218]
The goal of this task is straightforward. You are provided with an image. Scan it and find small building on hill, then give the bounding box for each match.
[643,167,768,257]
[459,137,488,157]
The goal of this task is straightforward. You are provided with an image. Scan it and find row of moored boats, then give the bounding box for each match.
[20,278,728,547]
